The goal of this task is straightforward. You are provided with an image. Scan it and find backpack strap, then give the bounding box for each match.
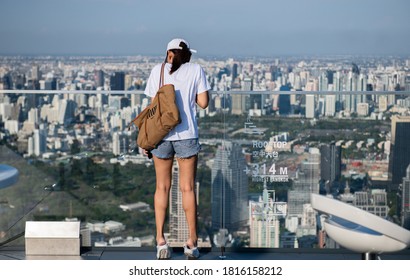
[159,63,165,88]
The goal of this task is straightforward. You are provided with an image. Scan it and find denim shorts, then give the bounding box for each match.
[151,138,201,159]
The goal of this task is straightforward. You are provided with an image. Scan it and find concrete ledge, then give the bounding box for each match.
[25,221,80,256]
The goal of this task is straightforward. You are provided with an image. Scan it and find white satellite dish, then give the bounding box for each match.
[311,193,410,259]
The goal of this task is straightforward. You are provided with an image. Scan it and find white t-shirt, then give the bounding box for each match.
[144,62,210,141]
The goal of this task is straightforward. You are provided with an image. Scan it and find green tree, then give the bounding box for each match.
[71,139,81,154]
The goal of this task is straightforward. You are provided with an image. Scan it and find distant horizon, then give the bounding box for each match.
[0,52,409,59]
[1,0,409,57]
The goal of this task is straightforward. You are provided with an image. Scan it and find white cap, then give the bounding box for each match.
[166,38,197,53]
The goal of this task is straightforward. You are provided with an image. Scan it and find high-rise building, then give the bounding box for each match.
[32,65,41,81]
[58,99,76,125]
[316,97,325,116]
[130,93,142,109]
[231,94,247,115]
[249,188,286,248]
[110,71,125,91]
[241,77,252,91]
[353,189,389,217]
[379,95,388,111]
[27,136,34,156]
[211,141,248,232]
[319,72,328,91]
[357,102,369,116]
[95,70,105,88]
[402,165,410,229]
[325,95,336,116]
[320,143,341,188]
[232,63,238,81]
[168,160,199,246]
[389,116,410,185]
[278,85,291,115]
[45,78,57,90]
[358,73,368,105]
[405,76,410,92]
[345,65,360,113]
[112,131,129,156]
[28,108,39,125]
[34,128,47,156]
[286,148,320,232]
[333,71,344,111]
[305,94,315,118]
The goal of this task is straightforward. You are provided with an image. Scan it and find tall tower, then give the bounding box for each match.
[249,186,286,248]
[333,71,343,111]
[305,94,315,119]
[34,128,46,156]
[211,141,248,232]
[389,116,410,185]
[345,64,360,113]
[110,71,125,91]
[32,65,41,81]
[402,165,410,229]
[124,74,133,91]
[112,132,129,156]
[325,95,336,116]
[320,143,341,188]
[94,70,104,88]
[278,85,291,115]
[231,94,247,115]
[286,148,320,232]
[168,160,199,245]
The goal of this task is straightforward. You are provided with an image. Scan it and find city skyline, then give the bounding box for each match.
[1,53,410,250]
[1,0,410,57]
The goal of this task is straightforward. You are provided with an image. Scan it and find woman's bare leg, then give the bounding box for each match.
[153,155,174,245]
[177,155,198,247]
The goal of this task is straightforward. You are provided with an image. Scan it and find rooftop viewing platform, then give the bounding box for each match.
[1,55,410,261]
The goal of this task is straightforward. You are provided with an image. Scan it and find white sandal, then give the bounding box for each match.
[183,244,199,259]
[156,243,171,259]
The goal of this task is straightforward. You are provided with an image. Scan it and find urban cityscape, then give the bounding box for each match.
[1,53,410,252]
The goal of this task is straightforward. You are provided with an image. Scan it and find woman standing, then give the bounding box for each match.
[144,38,210,259]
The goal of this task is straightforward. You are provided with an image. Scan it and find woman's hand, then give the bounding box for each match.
[143,149,153,159]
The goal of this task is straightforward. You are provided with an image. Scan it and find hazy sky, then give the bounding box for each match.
[0,0,409,57]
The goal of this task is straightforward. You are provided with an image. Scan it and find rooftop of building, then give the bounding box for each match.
[1,245,410,260]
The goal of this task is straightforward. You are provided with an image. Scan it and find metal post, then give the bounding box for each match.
[362,252,377,260]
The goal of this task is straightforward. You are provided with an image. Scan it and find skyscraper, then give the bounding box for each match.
[402,164,410,229]
[286,148,320,232]
[249,188,286,248]
[34,128,46,156]
[325,95,336,116]
[212,141,248,232]
[112,132,129,156]
[94,70,104,88]
[389,116,410,185]
[278,85,291,115]
[320,143,341,188]
[169,160,187,243]
[168,160,199,246]
[305,94,315,119]
[110,71,125,91]
[32,65,41,81]
[231,94,247,115]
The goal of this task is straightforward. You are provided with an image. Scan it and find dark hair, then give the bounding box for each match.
[165,41,192,74]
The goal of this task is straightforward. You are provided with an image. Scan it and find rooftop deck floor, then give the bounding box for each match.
[1,246,410,260]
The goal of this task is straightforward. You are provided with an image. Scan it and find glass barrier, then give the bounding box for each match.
[1,89,410,253]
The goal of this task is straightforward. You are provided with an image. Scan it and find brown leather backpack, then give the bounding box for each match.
[128,63,181,150]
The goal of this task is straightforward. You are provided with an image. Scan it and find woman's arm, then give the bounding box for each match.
[196,91,209,109]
